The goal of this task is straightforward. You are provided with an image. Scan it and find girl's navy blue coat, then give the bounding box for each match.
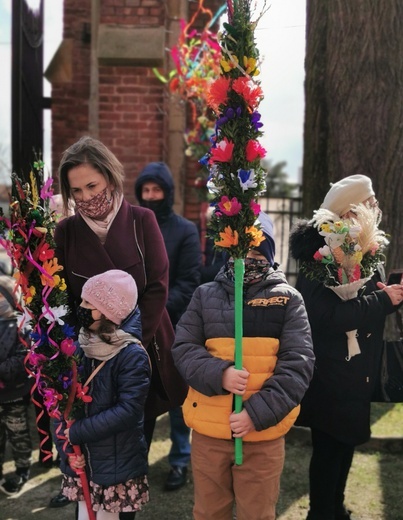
[56,311,151,486]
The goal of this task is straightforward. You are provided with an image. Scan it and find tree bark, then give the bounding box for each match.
[303,0,403,271]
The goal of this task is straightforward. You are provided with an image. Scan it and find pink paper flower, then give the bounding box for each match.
[60,338,75,356]
[249,200,261,216]
[218,196,242,216]
[313,251,323,261]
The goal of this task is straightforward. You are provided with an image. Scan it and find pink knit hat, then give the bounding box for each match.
[81,270,138,325]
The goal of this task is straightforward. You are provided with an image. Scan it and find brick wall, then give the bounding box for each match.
[51,0,223,221]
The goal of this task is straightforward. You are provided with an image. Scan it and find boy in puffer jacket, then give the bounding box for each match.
[172,212,315,520]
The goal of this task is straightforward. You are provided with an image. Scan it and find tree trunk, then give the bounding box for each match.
[303,0,403,272]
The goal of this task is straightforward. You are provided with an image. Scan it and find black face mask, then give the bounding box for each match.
[141,199,171,222]
[77,306,98,329]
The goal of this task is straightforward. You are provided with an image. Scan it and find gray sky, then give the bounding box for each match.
[0,0,306,183]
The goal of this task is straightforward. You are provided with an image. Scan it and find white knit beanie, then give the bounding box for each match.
[321,175,375,216]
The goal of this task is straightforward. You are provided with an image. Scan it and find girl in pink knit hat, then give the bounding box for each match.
[55,269,151,520]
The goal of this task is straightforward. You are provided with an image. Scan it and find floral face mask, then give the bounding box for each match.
[225,257,271,284]
[74,187,112,219]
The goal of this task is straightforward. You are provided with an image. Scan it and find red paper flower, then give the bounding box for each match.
[245,140,266,162]
[208,77,231,113]
[209,138,235,163]
[76,383,93,403]
[232,77,264,110]
[38,242,55,262]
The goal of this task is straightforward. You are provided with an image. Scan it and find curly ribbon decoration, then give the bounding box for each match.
[61,361,96,520]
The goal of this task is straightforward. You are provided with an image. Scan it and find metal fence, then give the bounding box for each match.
[258,196,303,287]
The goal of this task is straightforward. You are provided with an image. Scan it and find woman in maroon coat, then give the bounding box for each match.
[55,136,187,443]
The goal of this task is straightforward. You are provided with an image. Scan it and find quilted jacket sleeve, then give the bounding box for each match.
[172,285,234,397]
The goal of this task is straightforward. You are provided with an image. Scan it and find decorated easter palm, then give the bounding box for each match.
[203,0,269,463]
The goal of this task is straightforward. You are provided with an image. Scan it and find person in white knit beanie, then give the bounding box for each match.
[321,174,375,217]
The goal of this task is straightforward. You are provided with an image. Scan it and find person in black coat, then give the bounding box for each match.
[135,162,202,491]
[289,175,403,520]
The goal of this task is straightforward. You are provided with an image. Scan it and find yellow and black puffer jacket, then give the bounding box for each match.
[173,267,315,442]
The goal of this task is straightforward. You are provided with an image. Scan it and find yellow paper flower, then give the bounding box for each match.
[215,226,239,247]
[24,285,36,304]
[220,55,239,72]
[321,224,331,233]
[243,56,259,76]
[58,278,67,291]
[246,226,265,247]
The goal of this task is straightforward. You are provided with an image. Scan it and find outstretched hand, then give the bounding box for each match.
[377,282,403,306]
[222,366,249,395]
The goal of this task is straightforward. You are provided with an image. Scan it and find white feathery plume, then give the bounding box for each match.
[310,208,340,229]
[351,203,389,255]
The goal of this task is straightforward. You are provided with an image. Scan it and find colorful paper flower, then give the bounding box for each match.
[245,140,267,162]
[243,56,259,76]
[209,138,235,163]
[249,200,261,216]
[76,383,92,403]
[220,55,239,72]
[218,196,242,216]
[246,226,265,247]
[207,77,231,112]
[237,169,258,192]
[215,226,239,248]
[41,304,69,325]
[60,338,76,356]
[40,258,63,288]
[38,242,55,262]
[232,77,264,110]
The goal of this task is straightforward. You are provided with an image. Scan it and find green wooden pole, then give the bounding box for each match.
[234,257,244,465]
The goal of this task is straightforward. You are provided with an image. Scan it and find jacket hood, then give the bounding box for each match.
[120,306,142,342]
[134,162,174,209]
[289,219,325,262]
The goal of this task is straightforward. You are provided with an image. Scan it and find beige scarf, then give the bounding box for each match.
[79,192,124,244]
[79,327,141,361]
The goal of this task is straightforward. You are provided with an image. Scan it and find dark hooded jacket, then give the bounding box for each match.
[289,219,396,445]
[55,311,151,486]
[0,318,32,403]
[135,162,202,328]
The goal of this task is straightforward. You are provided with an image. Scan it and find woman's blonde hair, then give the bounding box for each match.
[58,136,125,213]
